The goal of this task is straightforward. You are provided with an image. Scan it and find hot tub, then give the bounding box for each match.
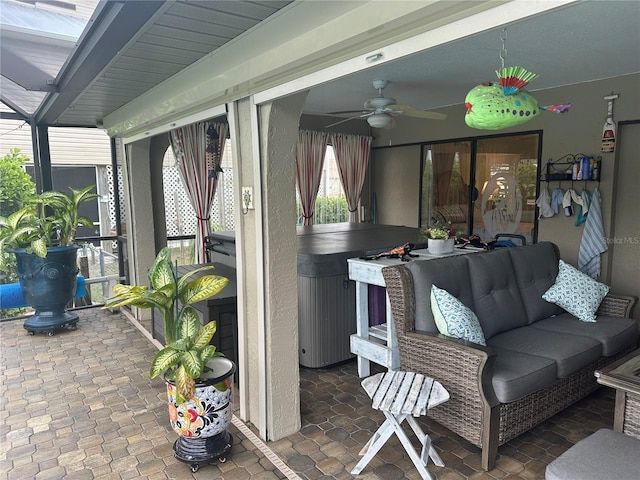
[206,223,427,368]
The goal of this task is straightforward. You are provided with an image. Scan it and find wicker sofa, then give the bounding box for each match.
[381,242,638,470]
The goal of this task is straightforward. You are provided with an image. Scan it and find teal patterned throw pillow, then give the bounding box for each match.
[430,285,486,345]
[542,259,609,322]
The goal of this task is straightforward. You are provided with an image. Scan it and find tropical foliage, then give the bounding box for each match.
[103,247,229,404]
[0,185,98,268]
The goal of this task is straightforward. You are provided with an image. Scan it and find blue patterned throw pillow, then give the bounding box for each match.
[430,285,486,345]
[542,259,609,322]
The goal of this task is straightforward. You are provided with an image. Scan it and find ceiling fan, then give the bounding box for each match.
[325,79,447,129]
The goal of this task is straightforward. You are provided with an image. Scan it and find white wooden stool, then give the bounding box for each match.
[351,371,449,480]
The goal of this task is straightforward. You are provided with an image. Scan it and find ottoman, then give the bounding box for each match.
[545,428,640,480]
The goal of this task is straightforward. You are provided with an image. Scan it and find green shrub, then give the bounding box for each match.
[0,148,35,317]
[0,148,36,218]
[296,196,349,225]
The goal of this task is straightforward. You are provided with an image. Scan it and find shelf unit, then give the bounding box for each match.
[543,153,602,182]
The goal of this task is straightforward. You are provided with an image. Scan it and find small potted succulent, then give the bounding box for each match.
[103,247,235,472]
[421,221,457,255]
[0,185,99,334]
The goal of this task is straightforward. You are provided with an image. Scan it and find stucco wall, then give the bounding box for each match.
[259,93,307,439]
[371,145,422,227]
[367,74,640,316]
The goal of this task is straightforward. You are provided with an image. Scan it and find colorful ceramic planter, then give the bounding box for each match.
[166,356,236,472]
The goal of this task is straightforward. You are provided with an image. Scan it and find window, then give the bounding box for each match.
[296,145,348,225]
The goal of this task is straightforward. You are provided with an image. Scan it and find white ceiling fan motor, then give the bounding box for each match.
[365,79,396,110]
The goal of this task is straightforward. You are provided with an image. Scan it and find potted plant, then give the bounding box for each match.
[0,185,98,334]
[103,247,235,472]
[421,221,457,255]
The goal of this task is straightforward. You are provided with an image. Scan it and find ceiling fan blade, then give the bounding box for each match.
[392,104,447,120]
[325,115,364,128]
[326,109,369,115]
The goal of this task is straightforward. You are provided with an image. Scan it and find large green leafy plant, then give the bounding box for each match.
[0,185,98,266]
[103,247,229,404]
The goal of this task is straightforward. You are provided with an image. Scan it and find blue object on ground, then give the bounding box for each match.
[0,276,86,309]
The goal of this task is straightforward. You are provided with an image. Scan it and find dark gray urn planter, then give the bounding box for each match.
[12,245,80,335]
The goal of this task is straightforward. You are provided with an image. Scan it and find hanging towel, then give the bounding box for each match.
[578,188,607,278]
[551,188,565,214]
[570,189,589,216]
[562,189,574,216]
[574,189,591,226]
[536,187,554,218]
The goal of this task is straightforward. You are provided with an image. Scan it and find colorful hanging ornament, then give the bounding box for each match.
[601,94,618,153]
[464,29,572,130]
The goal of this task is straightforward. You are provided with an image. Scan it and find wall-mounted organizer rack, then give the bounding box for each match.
[542,153,602,182]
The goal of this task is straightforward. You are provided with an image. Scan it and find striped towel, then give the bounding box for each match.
[578,188,607,278]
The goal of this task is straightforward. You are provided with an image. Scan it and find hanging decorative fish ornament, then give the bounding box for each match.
[464,66,572,130]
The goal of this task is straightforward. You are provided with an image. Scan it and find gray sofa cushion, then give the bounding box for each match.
[545,429,640,480]
[508,242,564,323]
[490,347,558,403]
[530,313,639,357]
[487,326,602,377]
[406,254,473,333]
[467,248,528,339]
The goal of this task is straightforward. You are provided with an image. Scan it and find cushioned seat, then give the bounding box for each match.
[545,429,640,480]
[531,313,639,356]
[490,347,558,403]
[486,326,602,377]
[381,241,639,471]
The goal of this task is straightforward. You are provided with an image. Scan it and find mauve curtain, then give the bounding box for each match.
[332,133,373,223]
[169,122,228,264]
[296,130,329,225]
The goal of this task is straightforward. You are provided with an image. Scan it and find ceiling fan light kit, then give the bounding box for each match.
[367,113,392,128]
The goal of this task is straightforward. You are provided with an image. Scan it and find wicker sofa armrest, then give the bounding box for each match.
[597,293,638,318]
[382,264,500,411]
[399,329,499,406]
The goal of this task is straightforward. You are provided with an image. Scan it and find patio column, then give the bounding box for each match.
[30,123,53,194]
[231,91,308,441]
[259,92,308,440]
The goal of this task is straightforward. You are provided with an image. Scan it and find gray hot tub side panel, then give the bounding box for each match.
[297,224,425,368]
[208,224,427,368]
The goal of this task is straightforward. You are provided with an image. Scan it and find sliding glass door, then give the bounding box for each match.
[421,132,541,244]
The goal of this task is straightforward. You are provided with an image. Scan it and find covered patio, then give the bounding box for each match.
[0,309,618,479]
[2,1,638,478]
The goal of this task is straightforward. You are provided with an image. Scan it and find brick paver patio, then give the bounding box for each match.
[0,309,285,480]
[0,306,619,479]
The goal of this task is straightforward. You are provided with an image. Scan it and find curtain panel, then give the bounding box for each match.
[331,133,373,223]
[169,122,228,264]
[295,130,330,225]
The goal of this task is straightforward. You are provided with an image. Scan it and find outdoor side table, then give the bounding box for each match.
[352,370,449,480]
